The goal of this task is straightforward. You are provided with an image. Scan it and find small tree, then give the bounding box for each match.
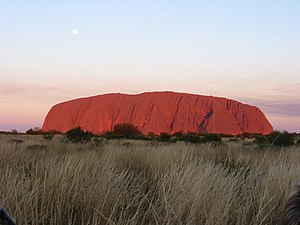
[113,122,142,138]
[43,132,54,141]
[26,128,41,135]
[11,129,18,134]
[66,127,93,143]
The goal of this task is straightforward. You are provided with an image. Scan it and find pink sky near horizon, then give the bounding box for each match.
[0,70,299,133]
[1,61,300,133]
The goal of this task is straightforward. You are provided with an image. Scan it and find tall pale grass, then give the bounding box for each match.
[0,135,299,225]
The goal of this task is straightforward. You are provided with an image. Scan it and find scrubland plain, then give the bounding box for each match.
[0,134,299,225]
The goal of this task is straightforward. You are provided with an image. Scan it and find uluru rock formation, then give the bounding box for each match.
[42,92,273,135]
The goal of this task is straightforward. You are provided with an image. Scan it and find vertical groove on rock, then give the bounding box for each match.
[170,96,183,131]
[142,101,154,128]
[197,109,213,133]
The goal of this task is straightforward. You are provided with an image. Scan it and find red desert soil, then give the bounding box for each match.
[42,91,273,135]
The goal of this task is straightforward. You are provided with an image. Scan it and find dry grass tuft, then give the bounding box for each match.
[0,134,299,224]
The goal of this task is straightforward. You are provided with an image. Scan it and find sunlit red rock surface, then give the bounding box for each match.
[42,92,273,135]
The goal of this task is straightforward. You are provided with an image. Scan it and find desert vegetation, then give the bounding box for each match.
[0,132,300,225]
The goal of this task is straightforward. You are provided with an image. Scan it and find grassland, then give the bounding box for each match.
[0,134,299,225]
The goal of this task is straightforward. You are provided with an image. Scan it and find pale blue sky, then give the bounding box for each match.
[0,1,299,132]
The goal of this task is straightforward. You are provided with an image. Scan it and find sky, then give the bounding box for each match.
[0,0,299,132]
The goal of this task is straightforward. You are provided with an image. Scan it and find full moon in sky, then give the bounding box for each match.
[72,28,79,35]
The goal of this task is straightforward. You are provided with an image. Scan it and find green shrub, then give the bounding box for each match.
[43,132,54,140]
[170,136,179,142]
[66,127,93,143]
[147,132,157,140]
[201,133,222,143]
[158,132,171,142]
[134,133,150,140]
[173,132,184,138]
[218,133,234,138]
[240,132,253,139]
[180,132,200,143]
[254,135,268,144]
[103,131,124,139]
[268,131,295,147]
[113,123,143,139]
[253,135,269,149]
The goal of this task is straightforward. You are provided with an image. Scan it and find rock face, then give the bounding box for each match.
[42,92,273,135]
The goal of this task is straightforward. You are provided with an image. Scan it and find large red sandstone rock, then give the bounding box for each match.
[42,92,273,135]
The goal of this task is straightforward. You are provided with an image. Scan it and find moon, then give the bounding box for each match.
[72,28,79,35]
